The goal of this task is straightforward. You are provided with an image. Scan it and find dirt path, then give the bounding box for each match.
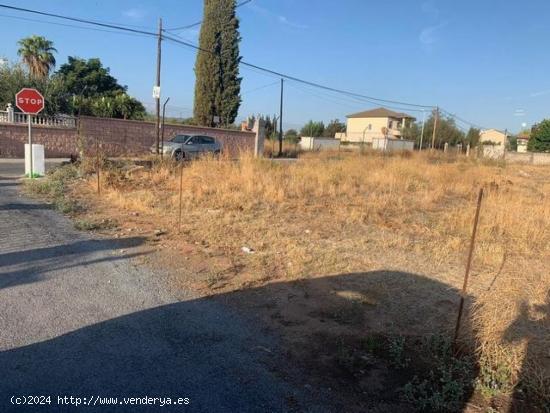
[0,175,326,412]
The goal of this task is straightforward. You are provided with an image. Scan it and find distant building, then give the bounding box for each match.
[479,129,507,146]
[335,107,416,143]
[517,132,529,153]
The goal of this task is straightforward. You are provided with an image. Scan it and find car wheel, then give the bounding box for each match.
[174,150,184,161]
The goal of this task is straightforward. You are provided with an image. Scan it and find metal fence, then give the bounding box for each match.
[0,110,76,128]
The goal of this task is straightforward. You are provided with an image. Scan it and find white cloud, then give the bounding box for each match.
[530,89,550,97]
[122,8,147,21]
[514,109,526,117]
[419,1,446,51]
[277,15,308,30]
[419,22,447,46]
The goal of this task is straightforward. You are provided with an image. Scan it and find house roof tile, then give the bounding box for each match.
[347,107,416,119]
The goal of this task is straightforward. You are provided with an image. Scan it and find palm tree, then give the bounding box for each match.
[17,35,57,79]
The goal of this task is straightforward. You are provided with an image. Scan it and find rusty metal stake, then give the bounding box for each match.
[178,163,183,232]
[96,136,100,195]
[453,188,484,347]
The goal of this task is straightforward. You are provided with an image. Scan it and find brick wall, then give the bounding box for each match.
[79,117,255,157]
[0,116,255,158]
[0,123,78,157]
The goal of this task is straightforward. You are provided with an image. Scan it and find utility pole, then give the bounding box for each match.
[431,106,439,150]
[419,110,426,151]
[278,78,284,157]
[155,17,163,154]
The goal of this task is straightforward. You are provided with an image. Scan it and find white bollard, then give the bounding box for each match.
[25,144,45,177]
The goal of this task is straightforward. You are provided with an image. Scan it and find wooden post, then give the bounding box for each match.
[431,107,439,150]
[155,18,163,155]
[453,188,484,346]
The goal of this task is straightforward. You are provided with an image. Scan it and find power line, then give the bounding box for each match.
[165,0,253,31]
[242,81,280,95]
[162,31,435,109]
[0,13,152,38]
[439,108,485,130]
[0,3,158,36]
[287,81,428,114]
[0,3,435,111]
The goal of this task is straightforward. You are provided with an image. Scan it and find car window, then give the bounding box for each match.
[190,136,201,144]
[201,136,215,144]
[172,135,189,143]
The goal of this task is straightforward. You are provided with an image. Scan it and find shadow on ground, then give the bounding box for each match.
[0,270,489,412]
[0,237,149,290]
[503,291,550,413]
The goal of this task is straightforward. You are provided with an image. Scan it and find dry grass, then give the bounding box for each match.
[74,150,549,406]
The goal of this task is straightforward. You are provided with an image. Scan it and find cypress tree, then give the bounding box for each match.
[193,0,242,127]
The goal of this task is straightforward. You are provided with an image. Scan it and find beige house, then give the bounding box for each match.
[516,132,529,153]
[335,107,416,143]
[479,129,507,146]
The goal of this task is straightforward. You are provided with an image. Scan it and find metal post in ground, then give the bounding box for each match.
[96,136,100,195]
[161,97,170,159]
[453,188,484,347]
[178,163,184,232]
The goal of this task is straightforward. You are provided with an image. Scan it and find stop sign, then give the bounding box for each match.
[15,88,45,114]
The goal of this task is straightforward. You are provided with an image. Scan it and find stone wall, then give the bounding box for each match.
[505,151,550,165]
[0,116,255,158]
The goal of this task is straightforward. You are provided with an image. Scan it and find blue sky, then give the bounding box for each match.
[1,0,549,133]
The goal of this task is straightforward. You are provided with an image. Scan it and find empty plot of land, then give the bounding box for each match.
[25,151,550,411]
[0,174,326,412]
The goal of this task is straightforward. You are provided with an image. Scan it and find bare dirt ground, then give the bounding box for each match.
[26,152,550,412]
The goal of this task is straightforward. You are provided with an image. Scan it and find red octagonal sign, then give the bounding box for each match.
[15,88,45,114]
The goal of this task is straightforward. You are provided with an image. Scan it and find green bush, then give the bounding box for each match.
[24,164,79,213]
[401,335,476,412]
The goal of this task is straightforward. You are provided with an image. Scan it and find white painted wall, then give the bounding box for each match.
[372,138,414,152]
[300,137,341,151]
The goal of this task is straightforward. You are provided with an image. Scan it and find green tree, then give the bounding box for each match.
[55,57,124,99]
[421,112,465,149]
[401,122,422,143]
[53,57,145,119]
[284,129,299,143]
[194,0,242,127]
[17,35,57,79]
[263,115,278,139]
[466,127,481,148]
[0,62,28,109]
[528,120,550,152]
[300,120,325,137]
[323,119,346,137]
[0,61,65,116]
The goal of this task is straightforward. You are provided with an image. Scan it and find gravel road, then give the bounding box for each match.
[0,171,324,412]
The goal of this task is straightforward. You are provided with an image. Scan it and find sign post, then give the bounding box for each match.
[16,88,45,178]
[28,114,32,178]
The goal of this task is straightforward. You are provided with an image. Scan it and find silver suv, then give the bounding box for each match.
[151,135,222,160]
